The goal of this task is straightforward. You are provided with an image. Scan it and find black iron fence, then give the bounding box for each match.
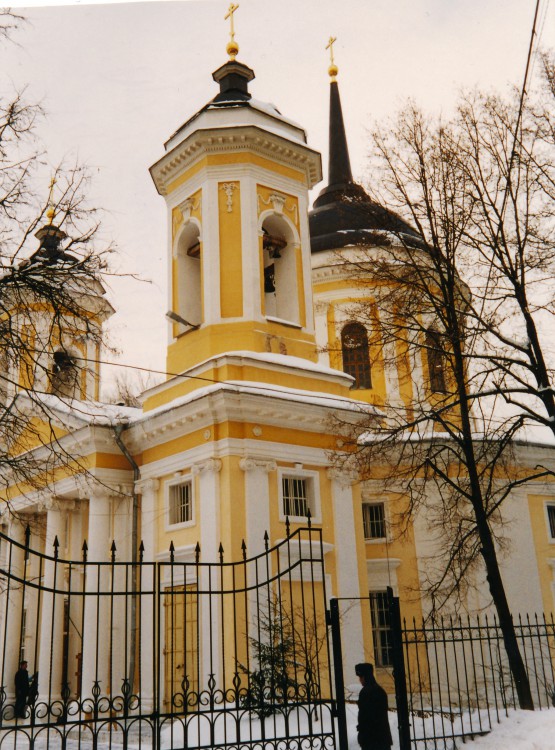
[394,595,555,749]
[0,521,338,750]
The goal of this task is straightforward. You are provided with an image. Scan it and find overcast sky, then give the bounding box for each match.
[3,0,555,397]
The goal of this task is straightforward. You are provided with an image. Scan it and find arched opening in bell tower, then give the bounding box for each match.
[261,214,300,326]
[176,223,202,329]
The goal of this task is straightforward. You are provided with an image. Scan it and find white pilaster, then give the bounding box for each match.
[239,457,276,559]
[80,489,111,702]
[136,478,159,712]
[328,469,365,669]
[191,459,222,689]
[38,498,73,705]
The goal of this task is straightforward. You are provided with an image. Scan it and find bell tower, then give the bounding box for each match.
[149,18,323,405]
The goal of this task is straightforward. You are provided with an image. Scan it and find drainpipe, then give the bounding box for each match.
[113,424,140,696]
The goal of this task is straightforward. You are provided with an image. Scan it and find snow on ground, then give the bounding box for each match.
[1,705,553,749]
[454,708,555,750]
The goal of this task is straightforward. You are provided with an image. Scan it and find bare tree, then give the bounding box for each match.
[0,12,113,501]
[330,76,555,709]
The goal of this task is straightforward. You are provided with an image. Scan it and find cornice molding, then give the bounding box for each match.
[150,126,321,195]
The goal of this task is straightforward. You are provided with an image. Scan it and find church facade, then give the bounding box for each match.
[1,35,555,713]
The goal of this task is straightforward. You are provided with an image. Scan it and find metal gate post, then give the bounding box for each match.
[328,598,349,750]
[387,586,411,750]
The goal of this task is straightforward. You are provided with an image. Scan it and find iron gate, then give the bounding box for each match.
[0,520,339,750]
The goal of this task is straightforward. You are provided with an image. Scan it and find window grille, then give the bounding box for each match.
[341,323,371,389]
[282,476,311,518]
[169,481,192,525]
[548,505,555,539]
[369,592,393,667]
[363,503,386,539]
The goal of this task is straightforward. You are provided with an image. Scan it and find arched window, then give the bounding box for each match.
[50,349,79,399]
[341,323,371,389]
[261,215,299,325]
[425,329,447,393]
[176,223,202,330]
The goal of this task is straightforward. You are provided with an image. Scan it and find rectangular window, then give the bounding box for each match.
[169,481,192,526]
[282,475,311,518]
[369,592,393,668]
[548,505,555,540]
[363,503,386,540]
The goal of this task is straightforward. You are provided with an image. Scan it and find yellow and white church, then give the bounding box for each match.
[2,22,555,710]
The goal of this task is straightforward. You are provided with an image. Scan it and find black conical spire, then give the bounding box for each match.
[328,79,353,186]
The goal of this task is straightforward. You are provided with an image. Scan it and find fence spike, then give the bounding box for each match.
[53,535,59,557]
[169,540,175,563]
[24,524,31,549]
[195,541,200,563]
[219,542,224,562]
[139,540,145,561]
[111,539,117,562]
[306,507,312,527]
[285,516,290,537]
[264,530,269,551]
[82,539,88,562]
[241,539,247,561]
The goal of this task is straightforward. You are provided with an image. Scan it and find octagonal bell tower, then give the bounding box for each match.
[149,47,323,407]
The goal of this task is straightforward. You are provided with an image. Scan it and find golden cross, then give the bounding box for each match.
[326,36,337,67]
[46,174,57,223]
[225,3,239,43]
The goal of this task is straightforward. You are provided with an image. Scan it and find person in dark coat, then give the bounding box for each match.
[355,662,393,750]
[14,660,29,719]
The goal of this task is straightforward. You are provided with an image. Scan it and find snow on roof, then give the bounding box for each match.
[138,380,380,423]
[29,393,141,427]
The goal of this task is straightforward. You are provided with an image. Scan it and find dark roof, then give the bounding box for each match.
[165,59,305,149]
[309,80,421,253]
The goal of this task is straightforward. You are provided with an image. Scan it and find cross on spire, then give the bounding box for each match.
[225,3,240,59]
[225,3,239,41]
[326,35,338,81]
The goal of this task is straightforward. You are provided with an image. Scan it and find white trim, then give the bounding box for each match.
[544,500,555,543]
[277,466,321,524]
[165,475,195,531]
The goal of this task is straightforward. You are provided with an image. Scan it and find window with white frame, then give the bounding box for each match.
[168,479,193,526]
[279,469,320,522]
[369,591,393,668]
[547,504,555,540]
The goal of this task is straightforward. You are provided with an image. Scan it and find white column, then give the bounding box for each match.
[0,518,26,699]
[37,498,72,705]
[111,490,133,697]
[328,469,365,670]
[136,478,159,712]
[80,489,111,702]
[191,459,222,689]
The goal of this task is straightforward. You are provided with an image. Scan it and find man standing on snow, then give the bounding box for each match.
[355,662,393,750]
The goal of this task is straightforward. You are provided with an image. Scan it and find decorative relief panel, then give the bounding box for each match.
[257,185,299,229]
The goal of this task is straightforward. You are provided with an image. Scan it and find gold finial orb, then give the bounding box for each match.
[46,206,56,223]
[226,39,239,60]
[328,63,338,80]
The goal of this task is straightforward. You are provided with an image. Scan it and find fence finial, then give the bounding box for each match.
[139,540,145,562]
[219,542,224,563]
[53,535,59,557]
[169,540,175,563]
[195,541,200,563]
[285,516,290,537]
[82,539,88,562]
[241,538,247,561]
[264,530,269,551]
[111,539,117,562]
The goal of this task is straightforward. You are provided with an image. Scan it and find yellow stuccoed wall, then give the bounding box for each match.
[218,181,243,319]
[527,492,555,614]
